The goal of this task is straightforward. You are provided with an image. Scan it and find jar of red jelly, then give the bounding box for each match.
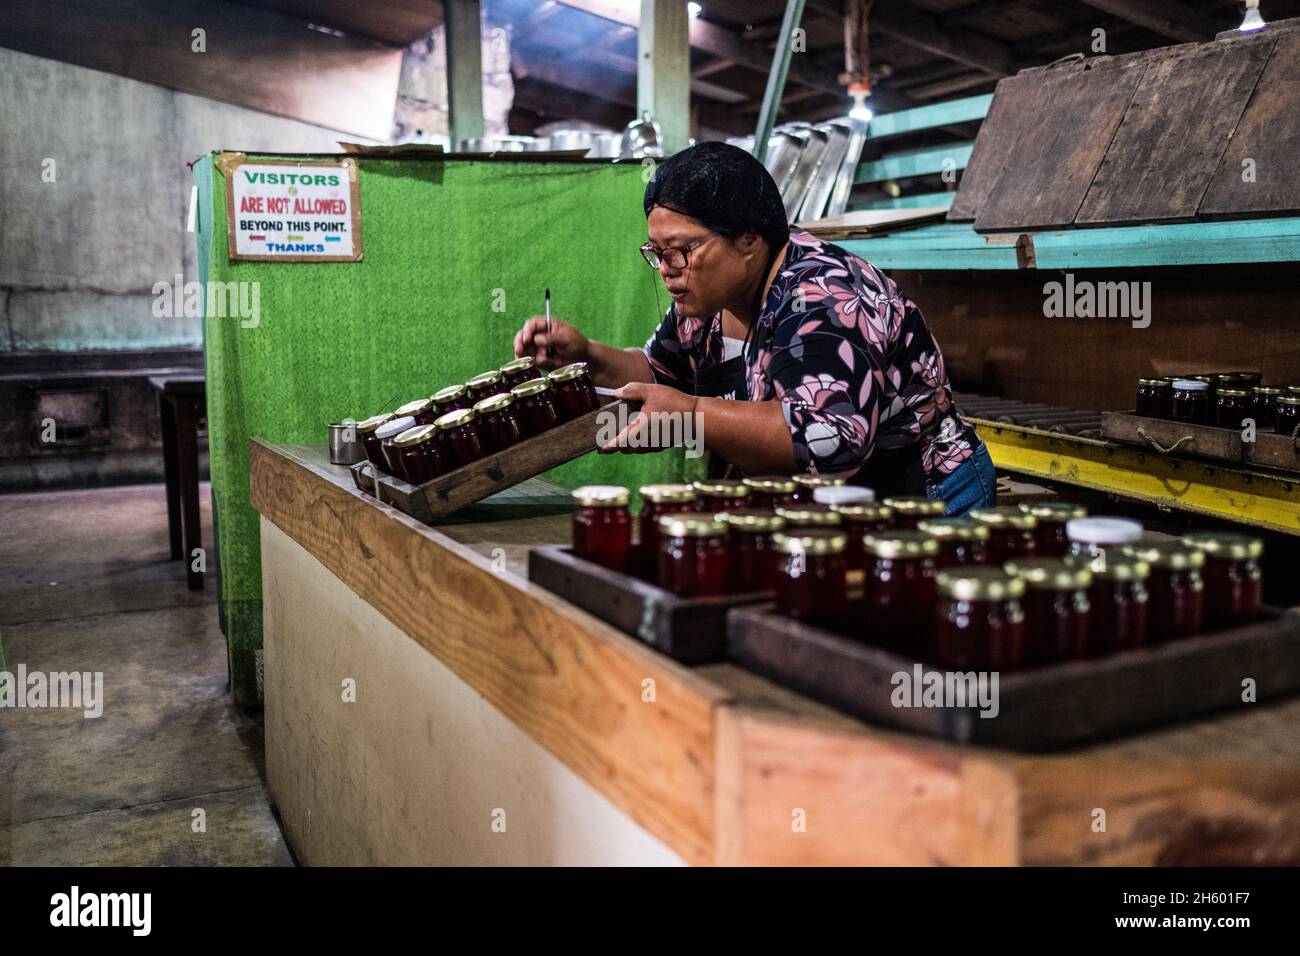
[431,383,472,418]
[883,496,946,530]
[1274,396,1300,436]
[1170,379,1210,425]
[917,518,990,567]
[1215,388,1251,430]
[834,503,895,567]
[394,397,439,426]
[933,568,1025,671]
[774,503,842,531]
[719,510,787,592]
[1182,532,1263,630]
[465,369,507,404]
[358,413,394,468]
[472,393,522,455]
[1135,378,1172,418]
[375,415,417,477]
[1122,542,1204,643]
[694,480,751,513]
[862,532,940,655]
[791,474,845,503]
[1004,560,1091,667]
[813,485,875,506]
[510,377,559,438]
[571,485,632,572]
[550,362,599,421]
[1066,516,1143,571]
[392,424,448,486]
[658,515,729,597]
[742,476,797,510]
[499,356,542,390]
[433,408,484,468]
[1252,387,1281,430]
[1218,371,1262,391]
[638,483,697,578]
[773,529,849,627]
[1087,557,1149,656]
[1020,501,1086,558]
[969,507,1037,563]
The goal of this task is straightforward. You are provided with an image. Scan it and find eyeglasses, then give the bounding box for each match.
[639,234,715,270]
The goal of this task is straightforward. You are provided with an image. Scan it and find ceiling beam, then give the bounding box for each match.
[869,0,1016,75]
[1068,0,1224,43]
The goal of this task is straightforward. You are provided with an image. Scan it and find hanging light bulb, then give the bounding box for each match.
[1239,0,1266,31]
[688,2,702,17]
[848,89,873,123]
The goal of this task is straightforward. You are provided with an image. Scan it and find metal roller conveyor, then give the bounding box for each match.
[955,392,1104,437]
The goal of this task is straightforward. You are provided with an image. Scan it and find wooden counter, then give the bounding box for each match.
[249,440,1300,866]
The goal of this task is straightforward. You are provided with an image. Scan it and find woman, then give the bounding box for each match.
[512,141,996,513]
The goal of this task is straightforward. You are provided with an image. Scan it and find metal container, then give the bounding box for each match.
[797,122,852,222]
[329,421,367,465]
[619,111,664,159]
[547,129,596,154]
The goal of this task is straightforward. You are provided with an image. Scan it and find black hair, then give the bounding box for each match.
[643,141,789,251]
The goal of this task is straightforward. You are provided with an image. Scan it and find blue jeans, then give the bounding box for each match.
[926,441,997,516]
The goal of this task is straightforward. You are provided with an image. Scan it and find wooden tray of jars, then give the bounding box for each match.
[1244,429,1300,474]
[349,396,633,523]
[726,603,1300,751]
[1100,411,1243,464]
[528,544,770,664]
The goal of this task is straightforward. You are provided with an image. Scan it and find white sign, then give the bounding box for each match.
[224,158,362,262]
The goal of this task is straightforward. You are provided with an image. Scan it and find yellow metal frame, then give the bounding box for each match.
[974,420,1300,536]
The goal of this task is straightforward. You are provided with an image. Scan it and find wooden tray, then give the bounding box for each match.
[350,397,631,522]
[1101,411,1243,464]
[727,604,1300,751]
[1245,429,1300,474]
[528,544,769,664]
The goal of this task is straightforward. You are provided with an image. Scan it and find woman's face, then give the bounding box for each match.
[646,206,765,318]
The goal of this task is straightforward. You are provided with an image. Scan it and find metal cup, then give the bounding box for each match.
[329,421,366,465]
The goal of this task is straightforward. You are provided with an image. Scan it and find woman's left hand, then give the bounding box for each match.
[600,382,699,453]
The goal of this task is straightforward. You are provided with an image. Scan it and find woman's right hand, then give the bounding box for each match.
[513,315,591,370]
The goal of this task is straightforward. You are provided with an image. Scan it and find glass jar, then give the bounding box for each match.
[774,504,842,532]
[430,383,472,418]
[719,510,787,592]
[1170,378,1211,425]
[813,485,876,507]
[393,397,439,426]
[1135,378,1172,419]
[658,515,729,597]
[433,407,484,469]
[1122,542,1204,643]
[694,480,752,513]
[862,532,940,656]
[883,496,946,530]
[1182,532,1263,630]
[465,369,507,403]
[742,476,797,510]
[969,507,1037,564]
[1218,371,1262,392]
[1021,501,1087,558]
[1066,516,1143,571]
[933,568,1026,671]
[1274,395,1300,437]
[473,393,522,455]
[550,362,599,421]
[1252,387,1281,430]
[791,474,845,503]
[638,484,698,579]
[1215,388,1251,430]
[375,415,417,477]
[510,378,559,438]
[392,423,449,486]
[358,413,394,468]
[1087,558,1149,656]
[499,356,542,391]
[571,485,632,573]
[1004,560,1091,667]
[773,529,849,627]
[917,518,990,567]
[834,503,895,568]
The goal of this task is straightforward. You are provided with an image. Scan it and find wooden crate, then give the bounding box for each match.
[529,544,770,664]
[1246,430,1300,473]
[727,604,1300,751]
[1101,411,1243,464]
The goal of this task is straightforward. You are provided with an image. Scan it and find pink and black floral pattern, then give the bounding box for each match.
[643,226,977,479]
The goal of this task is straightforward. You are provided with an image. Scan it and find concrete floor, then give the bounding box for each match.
[0,483,293,866]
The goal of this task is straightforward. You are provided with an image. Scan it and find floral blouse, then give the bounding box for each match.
[643,226,977,480]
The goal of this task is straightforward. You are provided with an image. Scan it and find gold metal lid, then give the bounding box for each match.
[550,362,590,382]
[773,529,847,555]
[1022,501,1087,522]
[394,397,432,417]
[970,506,1036,530]
[1121,542,1205,570]
[1182,532,1263,561]
[639,483,697,503]
[716,510,787,532]
[1285,385,1300,393]
[572,484,630,507]
[1278,395,1300,406]
[499,356,536,375]
[834,502,894,521]
[431,383,468,404]
[883,495,946,516]
[474,393,516,415]
[1253,386,1282,396]
[694,480,751,498]
[357,413,393,433]
[774,504,842,526]
[659,515,727,537]
[466,369,503,389]
[793,474,846,489]
[1090,558,1150,581]
[392,423,437,448]
[743,476,797,493]
[937,567,1025,602]
[511,377,552,398]
[1217,388,1250,398]
[917,518,990,540]
[1137,377,1171,387]
[862,531,940,559]
[1004,559,1092,590]
[434,407,478,430]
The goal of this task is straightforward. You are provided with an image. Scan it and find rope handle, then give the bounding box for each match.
[1292,423,1300,453]
[1136,426,1196,455]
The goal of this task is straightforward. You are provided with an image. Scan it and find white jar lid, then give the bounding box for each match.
[813,485,876,505]
[375,415,416,440]
[1067,517,1143,545]
[1170,379,1209,391]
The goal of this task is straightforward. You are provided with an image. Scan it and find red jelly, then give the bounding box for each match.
[466,369,507,403]
[1021,502,1086,558]
[862,532,940,656]
[969,507,1037,564]
[1182,532,1263,630]
[1275,396,1300,437]
[375,415,417,477]
[1004,560,1091,666]
[1135,378,1172,419]
[510,377,559,438]
[883,496,946,530]
[638,484,697,578]
[433,408,484,468]
[933,568,1026,671]
[1171,379,1211,425]
[718,510,787,592]
[431,383,472,418]
[773,529,848,627]
[571,485,632,572]
[1123,542,1204,643]
[392,423,448,485]
[394,397,439,426]
[742,476,798,510]
[658,515,729,597]
[695,480,752,514]
[1215,388,1251,430]
[1252,387,1281,430]
[917,518,990,568]
[834,503,895,568]
[1086,558,1149,656]
[773,503,842,531]
[550,362,599,421]
[358,413,394,469]
[499,356,542,390]
[473,393,522,455]
[791,474,845,503]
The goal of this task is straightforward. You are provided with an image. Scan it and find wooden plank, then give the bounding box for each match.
[855,143,973,184]
[1100,411,1245,464]
[1030,216,1300,268]
[1076,36,1275,226]
[638,0,691,156]
[857,192,956,211]
[1201,30,1300,219]
[974,58,1147,233]
[865,94,993,141]
[947,72,1050,222]
[445,0,485,147]
[1246,430,1300,475]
